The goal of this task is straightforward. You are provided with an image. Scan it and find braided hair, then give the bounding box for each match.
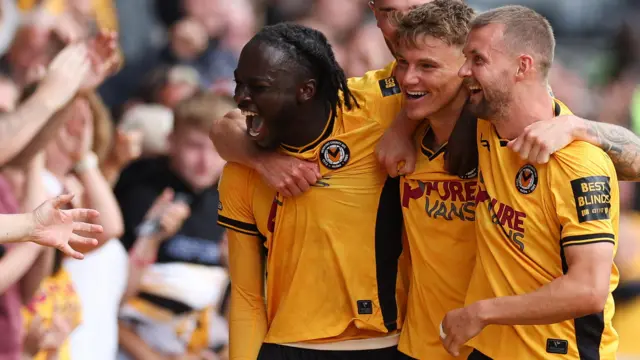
[252,23,360,115]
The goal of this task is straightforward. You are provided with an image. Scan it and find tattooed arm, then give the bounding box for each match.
[509,115,640,181]
[572,120,640,181]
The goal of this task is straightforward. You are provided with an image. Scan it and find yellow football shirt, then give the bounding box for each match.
[398,122,477,360]
[467,100,620,359]
[22,269,82,360]
[218,65,406,345]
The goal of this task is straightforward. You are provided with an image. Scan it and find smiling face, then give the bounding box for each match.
[233,40,302,149]
[395,35,466,121]
[459,24,516,121]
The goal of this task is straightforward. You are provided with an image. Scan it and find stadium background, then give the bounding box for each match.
[1,0,639,359]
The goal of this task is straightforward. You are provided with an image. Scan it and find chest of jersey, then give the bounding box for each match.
[476,123,566,277]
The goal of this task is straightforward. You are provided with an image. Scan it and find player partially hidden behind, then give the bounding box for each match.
[217,23,407,359]
[440,6,620,359]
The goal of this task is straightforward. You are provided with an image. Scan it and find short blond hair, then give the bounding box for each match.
[173,92,235,133]
[394,0,474,49]
[471,5,555,78]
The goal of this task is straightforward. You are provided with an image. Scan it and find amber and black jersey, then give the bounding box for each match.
[467,99,620,359]
[398,121,477,360]
[218,63,408,346]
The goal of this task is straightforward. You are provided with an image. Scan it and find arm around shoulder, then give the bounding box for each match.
[210,109,259,167]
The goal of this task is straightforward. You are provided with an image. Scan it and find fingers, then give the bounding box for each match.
[385,155,399,178]
[66,208,100,222]
[51,194,75,209]
[71,218,103,233]
[60,242,85,260]
[402,153,417,175]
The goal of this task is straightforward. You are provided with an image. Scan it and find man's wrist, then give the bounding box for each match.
[473,299,495,327]
[569,115,591,144]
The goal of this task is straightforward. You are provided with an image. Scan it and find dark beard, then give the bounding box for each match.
[468,89,510,121]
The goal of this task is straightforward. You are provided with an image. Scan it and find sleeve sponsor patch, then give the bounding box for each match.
[378,77,401,97]
[570,176,611,223]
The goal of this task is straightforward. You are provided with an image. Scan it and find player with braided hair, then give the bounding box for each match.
[216,23,407,360]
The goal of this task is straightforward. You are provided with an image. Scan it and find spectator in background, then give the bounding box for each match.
[118,104,173,158]
[115,92,231,359]
[135,65,200,110]
[344,21,394,77]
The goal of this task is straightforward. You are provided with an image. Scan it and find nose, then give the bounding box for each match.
[233,83,251,106]
[458,59,472,79]
[398,65,419,88]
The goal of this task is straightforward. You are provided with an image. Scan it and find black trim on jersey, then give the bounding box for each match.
[468,350,493,360]
[560,236,606,360]
[137,292,193,315]
[561,233,615,247]
[575,312,605,360]
[374,176,403,332]
[499,140,509,147]
[280,111,336,154]
[420,126,447,160]
[217,215,259,236]
[563,240,616,248]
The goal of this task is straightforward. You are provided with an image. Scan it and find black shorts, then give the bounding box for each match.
[257,343,403,360]
[468,349,493,360]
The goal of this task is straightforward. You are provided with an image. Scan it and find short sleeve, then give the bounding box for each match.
[549,143,619,248]
[217,163,260,237]
[347,62,404,129]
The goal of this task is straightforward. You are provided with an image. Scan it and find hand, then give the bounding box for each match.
[254,153,321,197]
[441,304,486,357]
[62,175,85,208]
[36,43,90,112]
[30,194,103,260]
[507,115,581,164]
[375,120,416,178]
[110,129,144,167]
[144,188,190,242]
[80,30,121,92]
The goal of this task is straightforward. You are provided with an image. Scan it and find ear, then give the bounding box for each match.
[297,79,316,103]
[515,54,534,80]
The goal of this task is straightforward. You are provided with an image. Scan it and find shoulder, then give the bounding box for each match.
[219,163,257,192]
[347,61,398,99]
[550,141,616,179]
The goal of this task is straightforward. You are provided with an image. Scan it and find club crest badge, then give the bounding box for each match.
[515,164,538,194]
[320,140,350,170]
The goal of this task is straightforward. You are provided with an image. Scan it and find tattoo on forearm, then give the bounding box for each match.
[586,122,640,181]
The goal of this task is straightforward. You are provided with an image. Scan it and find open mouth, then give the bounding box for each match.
[405,90,429,100]
[468,84,483,96]
[242,109,266,139]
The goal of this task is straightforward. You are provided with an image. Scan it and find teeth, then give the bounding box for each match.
[468,85,482,91]
[241,110,258,117]
[249,128,260,137]
[406,91,427,96]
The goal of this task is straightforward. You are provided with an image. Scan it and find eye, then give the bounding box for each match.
[396,58,408,66]
[421,63,435,70]
[473,56,483,65]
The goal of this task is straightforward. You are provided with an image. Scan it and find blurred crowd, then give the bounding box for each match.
[0,0,638,359]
